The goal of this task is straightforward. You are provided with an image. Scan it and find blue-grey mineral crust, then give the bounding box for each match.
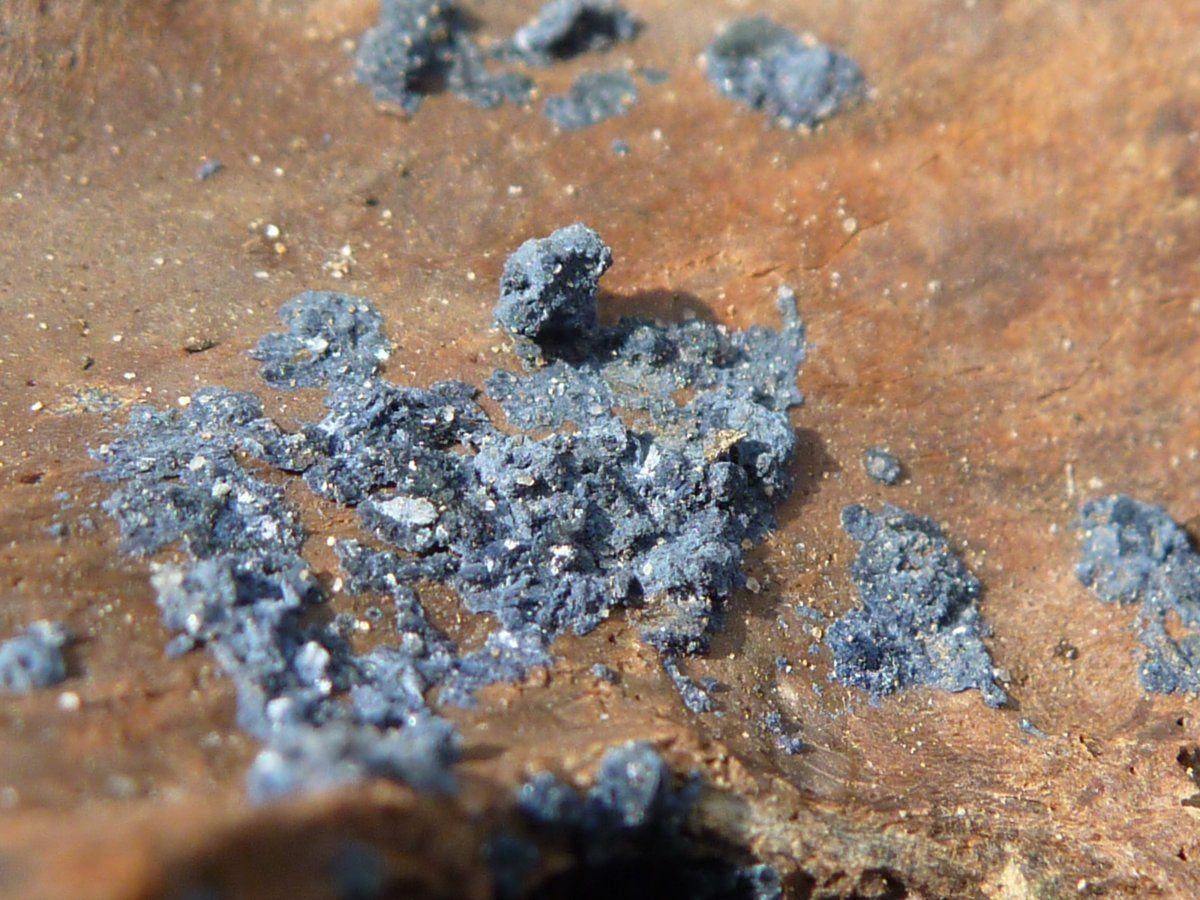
[663,657,714,714]
[826,504,1006,707]
[863,447,901,485]
[252,291,391,389]
[1076,495,1199,608]
[705,16,865,129]
[763,710,803,755]
[514,743,782,898]
[544,70,639,130]
[195,158,224,182]
[93,222,809,800]
[495,223,611,344]
[246,717,460,803]
[0,622,69,693]
[517,742,693,842]
[1077,495,1200,693]
[355,0,460,113]
[355,0,533,112]
[355,1,655,125]
[92,379,461,801]
[508,0,639,65]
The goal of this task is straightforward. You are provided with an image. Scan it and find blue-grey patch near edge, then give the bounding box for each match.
[825,504,1006,707]
[1076,494,1200,693]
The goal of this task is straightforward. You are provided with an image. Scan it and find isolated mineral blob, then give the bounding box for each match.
[862,447,901,485]
[825,504,1006,707]
[494,223,611,343]
[354,0,644,118]
[355,0,533,112]
[705,16,865,129]
[1077,495,1200,693]
[544,70,640,131]
[508,0,639,65]
[0,622,68,693]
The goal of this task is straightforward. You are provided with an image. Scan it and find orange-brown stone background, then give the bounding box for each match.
[2,0,1200,896]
